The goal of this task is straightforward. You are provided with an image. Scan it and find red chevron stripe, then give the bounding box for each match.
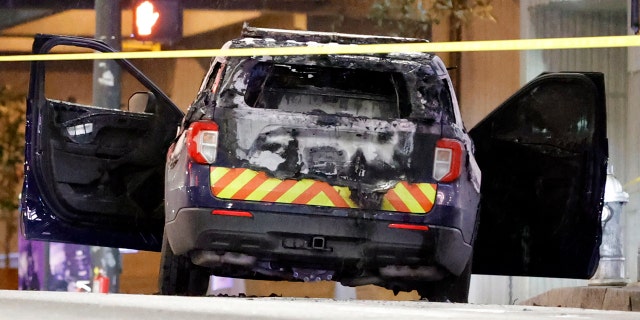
[231,171,269,200]
[291,181,323,204]
[318,183,350,207]
[384,189,411,212]
[290,181,351,207]
[402,182,434,212]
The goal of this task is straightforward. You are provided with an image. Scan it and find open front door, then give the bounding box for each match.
[470,72,607,278]
[21,35,183,251]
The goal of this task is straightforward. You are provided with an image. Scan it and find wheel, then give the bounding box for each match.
[418,210,479,303]
[159,233,210,296]
[417,255,472,303]
[416,282,449,302]
[446,255,473,303]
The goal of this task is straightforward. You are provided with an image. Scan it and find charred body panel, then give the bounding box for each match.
[213,108,441,204]
[195,53,461,201]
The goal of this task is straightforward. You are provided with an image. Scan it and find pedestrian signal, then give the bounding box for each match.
[132,0,182,44]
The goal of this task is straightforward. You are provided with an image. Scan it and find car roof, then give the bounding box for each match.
[226,25,437,67]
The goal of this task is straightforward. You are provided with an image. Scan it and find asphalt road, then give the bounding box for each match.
[1,290,638,320]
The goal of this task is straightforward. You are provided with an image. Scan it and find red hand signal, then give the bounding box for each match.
[135,1,160,36]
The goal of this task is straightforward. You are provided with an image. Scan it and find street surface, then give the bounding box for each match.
[1,290,638,320]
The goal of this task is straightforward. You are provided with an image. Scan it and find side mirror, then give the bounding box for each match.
[128,91,156,113]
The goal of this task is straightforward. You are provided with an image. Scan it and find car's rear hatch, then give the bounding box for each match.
[210,57,453,214]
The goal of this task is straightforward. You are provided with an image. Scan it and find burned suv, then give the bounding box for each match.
[21,27,607,302]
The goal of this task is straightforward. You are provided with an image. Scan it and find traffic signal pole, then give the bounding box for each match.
[91,0,123,294]
[93,0,122,109]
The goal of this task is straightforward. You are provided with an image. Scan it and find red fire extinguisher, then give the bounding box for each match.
[92,267,110,293]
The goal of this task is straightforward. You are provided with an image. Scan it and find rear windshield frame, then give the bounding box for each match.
[216,57,455,123]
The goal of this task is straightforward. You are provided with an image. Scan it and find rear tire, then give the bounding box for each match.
[417,255,472,303]
[419,210,478,303]
[159,234,210,296]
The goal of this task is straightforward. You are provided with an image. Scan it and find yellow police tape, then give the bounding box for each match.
[624,176,640,189]
[0,35,639,62]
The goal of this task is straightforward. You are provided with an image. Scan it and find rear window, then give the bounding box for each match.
[243,62,401,118]
[218,59,454,122]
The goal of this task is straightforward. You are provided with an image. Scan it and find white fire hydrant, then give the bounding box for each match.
[589,165,629,286]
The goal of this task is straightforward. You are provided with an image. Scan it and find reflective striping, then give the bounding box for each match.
[334,187,358,208]
[417,183,437,205]
[278,179,316,203]
[232,171,268,199]
[306,189,333,207]
[217,168,356,207]
[381,182,437,213]
[209,167,435,213]
[290,180,330,204]
[381,189,411,213]
[408,182,437,212]
[217,169,257,199]
[324,186,353,207]
[393,182,425,212]
[246,176,281,201]
[2,35,640,63]
[291,182,353,208]
[210,167,243,196]
[263,179,298,202]
[210,167,230,185]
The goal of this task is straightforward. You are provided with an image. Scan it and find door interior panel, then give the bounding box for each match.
[41,100,164,228]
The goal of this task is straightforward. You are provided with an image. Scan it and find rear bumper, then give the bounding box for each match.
[165,207,472,276]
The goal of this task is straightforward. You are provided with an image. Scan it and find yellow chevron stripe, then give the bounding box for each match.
[380,197,395,211]
[277,179,316,203]
[216,169,258,199]
[210,167,230,185]
[308,191,334,206]
[417,183,437,205]
[334,186,358,208]
[245,177,282,201]
[392,183,425,213]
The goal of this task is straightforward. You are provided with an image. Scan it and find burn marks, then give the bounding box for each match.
[216,106,439,199]
[208,47,455,205]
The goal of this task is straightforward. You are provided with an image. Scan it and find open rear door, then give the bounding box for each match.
[21,35,183,251]
[470,72,607,278]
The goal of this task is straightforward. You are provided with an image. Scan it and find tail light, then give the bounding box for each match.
[433,138,463,182]
[186,121,219,164]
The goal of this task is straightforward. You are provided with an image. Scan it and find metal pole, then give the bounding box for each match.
[632,0,639,34]
[91,0,122,293]
[93,0,122,109]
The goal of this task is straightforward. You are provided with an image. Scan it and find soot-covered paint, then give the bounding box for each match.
[207,49,461,203]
